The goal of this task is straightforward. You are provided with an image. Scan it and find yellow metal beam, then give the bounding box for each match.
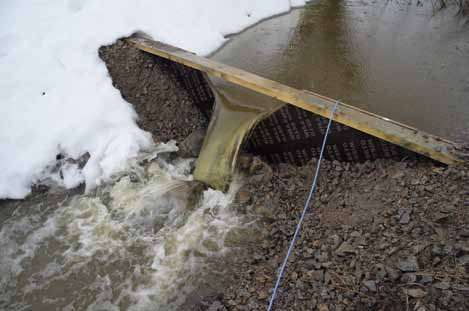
[127,37,465,165]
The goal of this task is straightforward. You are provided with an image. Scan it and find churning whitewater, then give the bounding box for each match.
[0,142,254,310]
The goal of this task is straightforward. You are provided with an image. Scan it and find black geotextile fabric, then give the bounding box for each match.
[169,60,415,165]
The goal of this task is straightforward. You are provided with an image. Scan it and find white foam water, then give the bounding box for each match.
[0,143,250,310]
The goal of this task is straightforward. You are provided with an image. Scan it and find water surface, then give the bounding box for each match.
[211,0,469,142]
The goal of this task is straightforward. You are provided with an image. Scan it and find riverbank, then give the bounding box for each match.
[102,42,469,310]
[1,35,467,311]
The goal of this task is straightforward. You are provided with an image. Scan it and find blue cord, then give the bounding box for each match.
[267,101,340,311]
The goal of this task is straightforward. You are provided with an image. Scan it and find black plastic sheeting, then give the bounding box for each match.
[169,60,415,165]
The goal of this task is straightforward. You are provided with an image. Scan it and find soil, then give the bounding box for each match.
[99,40,208,143]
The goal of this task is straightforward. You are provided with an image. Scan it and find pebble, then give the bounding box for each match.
[374,264,387,280]
[399,209,411,224]
[363,280,377,292]
[335,242,357,257]
[418,275,433,284]
[386,266,401,281]
[434,281,451,290]
[405,288,427,298]
[401,273,417,283]
[318,303,329,311]
[398,257,419,272]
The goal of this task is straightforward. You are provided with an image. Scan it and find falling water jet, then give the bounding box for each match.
[193,77,283,190]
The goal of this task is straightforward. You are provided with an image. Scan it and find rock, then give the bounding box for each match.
[258,289,269,300]
[459,228,469,238]
[208,300,227,311]
[318,303,329,311]
[374,264,387,280]
[335,242,357,257]
[399,209,411,224]
[457,255,469,265]
[328,234,342,249]
[434,281,451,290]
[178,129,205,157]
[431,244,453,257]
[363,280,377,292]
[306,270,324,282]
[401,273,417,283]
[236,191,252,205]
[398,256,419,272]
[433,212,451,224]
[304,258,322,270]
[418,274,433,284]
[386,266,401,281]
[405,288,427,298]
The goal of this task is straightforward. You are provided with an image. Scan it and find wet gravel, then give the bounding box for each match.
[99,40,208,143]
[203,157,469,311]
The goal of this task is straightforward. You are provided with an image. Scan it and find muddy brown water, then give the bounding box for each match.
[210,0,469,143]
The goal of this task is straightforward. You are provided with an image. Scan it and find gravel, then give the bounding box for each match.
[99,42,469,310]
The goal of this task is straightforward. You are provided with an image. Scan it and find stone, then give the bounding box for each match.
[434,281,451,290]
[328,234,342,249]
[306,270,324,282]
[386,266,401,281]
[405,288,427,298]
[457,255,469,265]
[374,264,387,280]
[208,301,227,311]
[335,242,357,257]
[432,244,453,257]
[236,191,251,205]
[398,257,419,272]
[363,280,377,292]
[318,303,329,311]
[418,274,433,284]
[304,258,322,270]
[459,228,469,238]
[399,209,411,224]
[258,289,269,300]
[178,128,205,157]
[401,273,417,283]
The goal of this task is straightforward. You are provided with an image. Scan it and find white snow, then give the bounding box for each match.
[0,0,309,199]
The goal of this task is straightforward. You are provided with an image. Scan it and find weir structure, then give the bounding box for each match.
[127,36,466,187]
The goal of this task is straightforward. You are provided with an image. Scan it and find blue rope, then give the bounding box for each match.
[267,101,340,311]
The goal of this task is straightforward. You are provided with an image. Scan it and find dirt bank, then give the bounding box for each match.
[99,40,208,143]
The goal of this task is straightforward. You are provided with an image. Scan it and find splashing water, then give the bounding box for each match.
[0,142,255,311]
[194,76,282,189]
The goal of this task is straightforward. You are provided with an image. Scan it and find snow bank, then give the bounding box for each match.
[0,0,309,199]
